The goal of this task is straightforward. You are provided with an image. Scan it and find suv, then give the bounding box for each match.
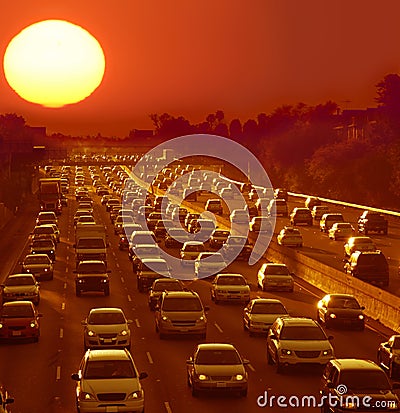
[71,349,148,413]
[148,278,185,310]
[320,359,400,412]
[320,213,344,232]
[205,199,223,215]
[267,317,334,372]
[289,207,312,226]
[155,291,208,339]
[74,260,110,296]
[344,250,389,287]
[358,210,388,235]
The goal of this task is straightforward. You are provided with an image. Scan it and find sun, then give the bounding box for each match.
[3,19,105,108]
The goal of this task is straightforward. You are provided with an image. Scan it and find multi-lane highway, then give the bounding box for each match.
[0,163,399,413]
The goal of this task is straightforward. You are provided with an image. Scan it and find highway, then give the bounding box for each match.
[0,164,399,413]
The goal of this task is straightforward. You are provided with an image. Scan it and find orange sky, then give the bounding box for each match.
[1,0,400,137]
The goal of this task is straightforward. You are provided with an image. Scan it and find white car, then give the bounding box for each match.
[257,263,294,292]
[81,308,132,351]
[71,349,148,413]
[230,209,249,224]
[194,252,226,278]
[210,273,250,304]
[277,226,303,247]
[180,241,205,264]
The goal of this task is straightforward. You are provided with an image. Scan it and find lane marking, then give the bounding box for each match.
[127,294,132,302]
[214,322,223,333]
[56,366,61,380]
[146,351,154,364]
[61,302,65,311]
[116,262,120,268]
[248,363,256,372]
[164,401,172,413]
[121,276,125,283]
[65,267,68,273]
[59,328,63,339]
[66,255,69,260]
[63,282,67,289]
[135,319,141,328]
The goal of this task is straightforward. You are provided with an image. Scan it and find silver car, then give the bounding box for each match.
[1,274,40,306]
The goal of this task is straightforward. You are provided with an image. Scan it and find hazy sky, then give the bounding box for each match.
[1,0,400,137]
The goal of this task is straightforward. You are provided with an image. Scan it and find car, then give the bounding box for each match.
[186,343,249,397]
[146,212,163,231]
[320,213,344,232]
[274,188,288,200]
[180,241,205,264]
[266,317,334,372]
[136,258,171,292]
[128,230,157,260]
[208,229,230,249]
[164,228,191,248]
[30,238,56,261]
[194,252,226,278]
[220,187,235,199]
[73,209,93,226]
[244,203,259,219]
[316,293,365,330]
[155,291,208,339]
[358,210,388,235]
[21,253,54,280]
[320,359,400,413]
[243,298,289,335]
[105,197,121,211]
[131,243,162,272]
[257,262,294,292]
[249,216,272,233]
[1,274,40,306]
[277,226,303,247]
[114,215,134,235]
[148,278,185,310]
[118,223,142,250]
[289,207,312,226]
[71,349,148,413]
[74,260,110,296]
[304,196,321,210]
[81,308,132,351]
[377,335,400,379]
[154,219,173,240]
[0,301,43,342]
[328,222,355,240]
[230,209,249,224]
[210,273,250,304]
[192,219,216,240]
[184,213,201,229]
[31,224,58,245]
[344,236,376,258]
[267,199,288,217]
[221,235,252,261]
[311,205,329,221]
[0,384,14,412]
[36,211,57,226]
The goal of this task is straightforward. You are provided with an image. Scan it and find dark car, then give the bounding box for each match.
[377,335,400,379]
[316,293,365,330]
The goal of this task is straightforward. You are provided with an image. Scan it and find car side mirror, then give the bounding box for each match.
[139,372,148,380]
[186,357,193,365]
[81,320,87,325]
[107,270,111,273]
[71,373,80,381]
[242,359,250,365]
[327,381,335,388]
[328,335,334,341]
[127,319,133,324]
[269,334,277,340]
[5,397,14,405]
[204,306,210,312]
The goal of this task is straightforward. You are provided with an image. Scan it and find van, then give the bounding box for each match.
[319,213,344,232]
[155,291,208,339]
[344,250,389,287]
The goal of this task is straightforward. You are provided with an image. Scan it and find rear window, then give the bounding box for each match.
[163,297,202,311]
[357,254,388,267]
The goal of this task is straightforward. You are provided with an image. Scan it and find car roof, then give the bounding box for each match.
[141,258,167,264]
[3,300,34,308]
[280,317,317,326]
[216,273,244,278]
[7,273,35,279]
[86,349,131,361]
[196,343,236,351]
[24,253,50,259]
[250,298,284,304]
[330,359,382,371]
[163,291,199,298]
[78,260,106,264]
[183,241,203,246]
[89,308,124,314]
[264,263,287,267]
[323,293,358,300]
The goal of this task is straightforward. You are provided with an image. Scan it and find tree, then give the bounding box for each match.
[375,74,400,135]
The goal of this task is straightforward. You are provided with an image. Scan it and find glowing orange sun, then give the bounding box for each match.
[3,19,106,108]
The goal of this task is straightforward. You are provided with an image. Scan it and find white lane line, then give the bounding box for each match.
[56,366,61,380]
[66,255,69,260]
[65,267,68,273]
[59,328,63,339]
[146,351,154,364]
[61,302,65,311]
[214,322,223,333]
[112,251,116,257]
[63,282,67,289]
[248,363,256,372]
[164,401,172,413]
[121,276,125,283]
[127,295,132,302]
[135,319,141,328]
[116,262,120,268]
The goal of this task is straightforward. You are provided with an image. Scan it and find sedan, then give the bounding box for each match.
[1,274,40,305]
[194,252,226,278]
[230,209,249,224]
[257,263,294,292]
[377,335,400,379]
[277,226,303,247]
[81,308,132,351]
[344,236,376,258]
[210,273,250,304]
[30,238,56,261]
[243,298,289,335]
[21,254,54,281]
[0,301,43,342]
[316,293,365,330]
[328,222,355,240]
[186,343,249,397]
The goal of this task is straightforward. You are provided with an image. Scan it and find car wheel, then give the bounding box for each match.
[267,349,273,365]
[104,286,110,296]
[187,373,191,387]
[389,362,395,378]
[191,385,199,397]
[239,388,248,397]
[276,357,284,373]
[76,289,81,297]
[316,311,321,323]
[357,322,365,331]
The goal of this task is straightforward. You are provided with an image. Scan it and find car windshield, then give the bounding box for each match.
[340,371,391,391]
[217,276,246,286]
[78,263,106,273]
[5,276,35,286]
[2,305,34,318]
[88,312,126,324]
[328,298,360,309]
[252,302,287,314]
[77,239,106,248]
[163,297,202,311]
[84,360,136,379]
[280,325,326,340]
[196,349,241,365]
[393,337,400,349]
[226,237,247,246]
[184,244,204,252]
[34,227,53,234]
[141,262,169,273]
[32,240,54,248]
[24,256,50,264]
[336,223,351,229]
[266,266,289,275]
[213,231,229,238]
[153,281,183,292]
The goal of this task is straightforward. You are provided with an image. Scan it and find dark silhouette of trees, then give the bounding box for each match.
[375,74,400,135]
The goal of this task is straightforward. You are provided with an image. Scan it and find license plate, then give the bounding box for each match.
[12,331,22,336]
[216,382,226,388]
[180,328,189,332]
[104,339,112,343]
[105,407,118,413]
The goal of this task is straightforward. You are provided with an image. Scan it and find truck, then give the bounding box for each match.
[357,210,388,235]
[74,224,108,267]
[38,178,62,215]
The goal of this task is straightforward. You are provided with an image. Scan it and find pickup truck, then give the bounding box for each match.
[74,260,110,296]
[357,211,388,235]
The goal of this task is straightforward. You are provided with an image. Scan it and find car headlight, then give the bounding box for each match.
[30,320,37,328]
[120,330,128,336]
[322,349,333,356]
[388,401,398,410]
[127,390,143,399]
[358,315,364,320]
[197,374,208,381]
[343,399,357,409]
[44,268,48,272]
[87,330,96,337]
[233,374,244,381]
[0,323,3,328]
[162,316,169,322]
[281,349,292,356]
[329,313,336,319]
[79,391,96,401]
